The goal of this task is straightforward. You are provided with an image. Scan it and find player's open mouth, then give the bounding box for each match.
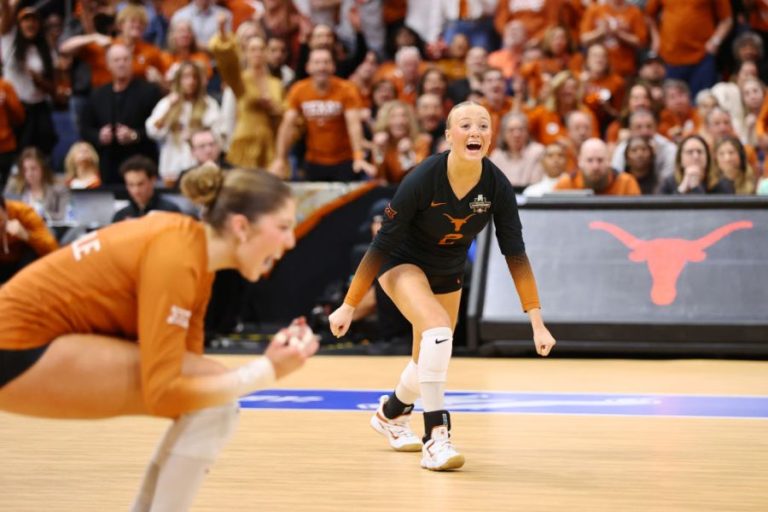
[466,142,482,151]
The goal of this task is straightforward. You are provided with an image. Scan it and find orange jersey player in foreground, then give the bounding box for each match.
[0,165,318,511]
[329,102,556,472]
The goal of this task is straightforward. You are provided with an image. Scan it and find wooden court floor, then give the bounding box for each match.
[1,356,767,512]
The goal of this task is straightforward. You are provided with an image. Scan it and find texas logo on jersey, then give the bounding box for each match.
[470,194,491,213]
[166,305,192,329]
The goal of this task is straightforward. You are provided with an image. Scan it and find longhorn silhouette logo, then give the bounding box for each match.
[589,220,754,306]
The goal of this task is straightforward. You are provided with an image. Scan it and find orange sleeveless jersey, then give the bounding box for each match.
[0,213,215,412]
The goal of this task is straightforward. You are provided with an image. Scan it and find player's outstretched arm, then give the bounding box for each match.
[527,308,556,357]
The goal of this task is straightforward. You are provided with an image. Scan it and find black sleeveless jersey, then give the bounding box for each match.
[371,151,526,276]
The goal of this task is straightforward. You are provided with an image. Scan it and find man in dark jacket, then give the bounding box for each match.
[112,155,179,222]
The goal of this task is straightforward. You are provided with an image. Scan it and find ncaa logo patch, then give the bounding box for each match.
[470,194,491,213]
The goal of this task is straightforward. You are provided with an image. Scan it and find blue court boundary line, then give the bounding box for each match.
[238,388,768,420]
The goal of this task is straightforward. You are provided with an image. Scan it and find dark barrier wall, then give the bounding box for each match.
[240,186,395,326]
[469,197,768,356]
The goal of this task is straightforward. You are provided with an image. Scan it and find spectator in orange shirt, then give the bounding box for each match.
[605,82,655,145]
[646,0,732,96]
[579,0,647,77]
[60,3,169,89]
[757,80,768,153]
[479,67,515,152]
[580,42,627,133]
[488,20,527,81]
[0,77,25,190]
[0,193,58,283]
[164,18,213,81]
[434,33,470,83]
[555,137,641,195]
[271,48,375,181]
[519,25,582,104]
[658,79,702,143]
[370,100,430,184]
[526,70,599,146]
[388,46,423,106]
[0,167,317,510]
[494,0,568,48]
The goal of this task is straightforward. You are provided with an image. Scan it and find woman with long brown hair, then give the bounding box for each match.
[146,60,221,186]
[713,135,757,195]
[4,147,70,222]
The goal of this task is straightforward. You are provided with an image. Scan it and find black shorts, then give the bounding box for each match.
[379,257,464,295]
[0,345,48,389]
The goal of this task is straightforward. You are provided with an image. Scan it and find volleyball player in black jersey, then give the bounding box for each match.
[329,102,555,471]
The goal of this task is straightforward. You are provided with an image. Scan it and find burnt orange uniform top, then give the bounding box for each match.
[646,0,732,66]
[0,200,58,265]
[79,37,169,88]
[580,3,648,76]
[555,169,642,195]
[286,76,363,165]
[0,213,214,416]
[0,79,25,153]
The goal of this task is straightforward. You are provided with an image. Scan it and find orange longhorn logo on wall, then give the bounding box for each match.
[590,221,754,306]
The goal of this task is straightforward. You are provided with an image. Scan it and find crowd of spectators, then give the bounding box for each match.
[2,0,768,284]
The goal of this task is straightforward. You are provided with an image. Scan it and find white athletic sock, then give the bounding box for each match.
[420,381,445,411]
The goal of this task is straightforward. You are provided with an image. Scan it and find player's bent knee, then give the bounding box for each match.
[417,327,453,383]
[170,401,240,461]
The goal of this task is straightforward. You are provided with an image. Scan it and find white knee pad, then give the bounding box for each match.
[169,401,240,461]
[417,327,453,383]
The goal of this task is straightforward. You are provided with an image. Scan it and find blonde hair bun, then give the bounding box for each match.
[180,162,224,209]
